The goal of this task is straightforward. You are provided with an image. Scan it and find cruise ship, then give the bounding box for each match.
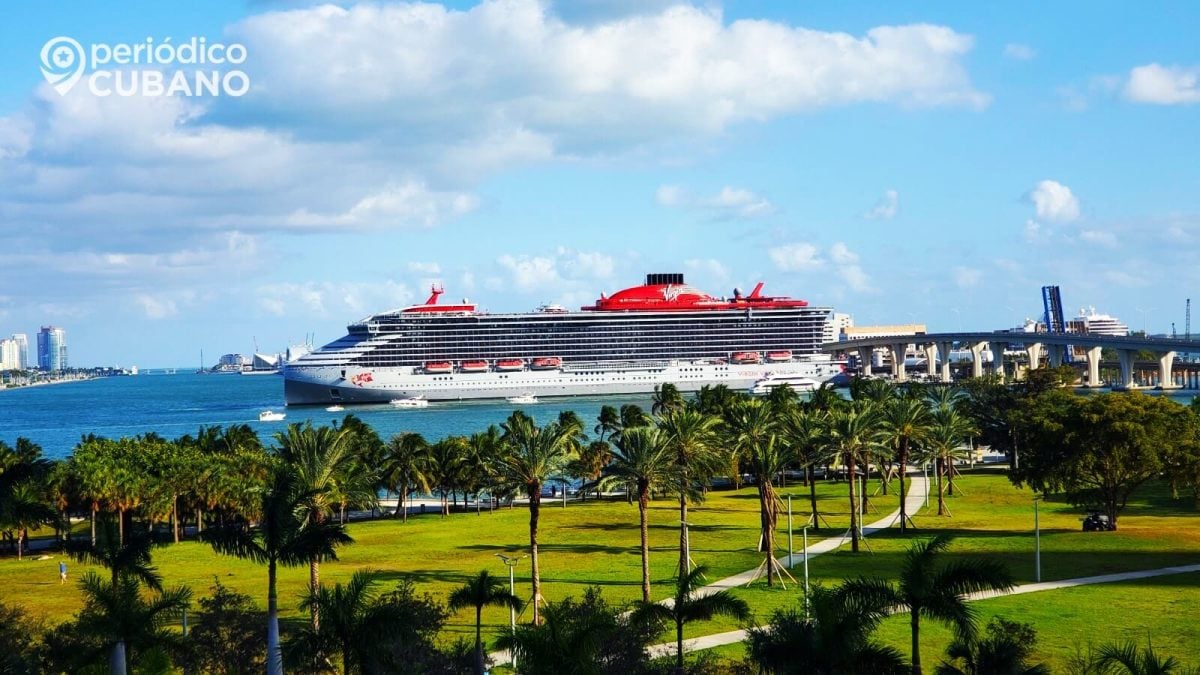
[282,273,844,405]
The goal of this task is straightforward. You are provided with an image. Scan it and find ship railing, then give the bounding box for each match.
[560,359,672,373]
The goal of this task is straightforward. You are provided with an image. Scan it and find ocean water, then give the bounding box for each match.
[0,373,655,460]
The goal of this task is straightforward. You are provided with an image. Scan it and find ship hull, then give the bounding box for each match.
[283,359,844,405]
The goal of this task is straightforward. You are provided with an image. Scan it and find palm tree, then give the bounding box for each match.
[69,518,163,590]
[427,436,467,515]
[465,427,504,512]
[297,570,432,675]
[1093,639,1183,675]
[781,405,832,531]
[935,616,1049,675]
[652,383,686,415]
[274,422,373,632]
[822,401,886,552]
[657,408,722,579]
[3,482,55,560]
[869,534,1014,674]
[882,397,933,534]
[632,565,750,674]
[723,399,789,586]
[382,432,431,522]
[75,571,192,675]
[595,405,621,443]
[747,583,907,674]
[448,569,523,675]
[497,411,578,624]
[919,408,976,516]
[203,465,352,675]
[598,426,675,602]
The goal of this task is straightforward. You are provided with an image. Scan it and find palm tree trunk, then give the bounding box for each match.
[936,458,946,516]
[118,507,125,545]
[475,605,484,675]
[848,456,859,553]
[639,484,651,603]
[172,494,180,544]
[675,615,685,674]
[807,466,820,531]
[400,487,408,521]
[91,503,97,545]
[17,529,24,560]
[678,475,689,580]
[760,483,775,586]
[529,485,542,624]
[898,438,909,534]
[267,558,283,675]
[109,640,128,675]
[911,611,922,675]
[310,556,321,631]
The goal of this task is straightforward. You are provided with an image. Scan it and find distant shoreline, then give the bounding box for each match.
[1,374,100,392]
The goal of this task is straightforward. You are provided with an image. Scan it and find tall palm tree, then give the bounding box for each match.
[632,565,751,674]
[861,534,1014,675]
[448,569,523,675]
[465,427,504,512]
[919,408,976,516]
[657,408,722,579]
[3,482,55,559]
[297,570,430,675]
[747,583,907,674]
[594,405,621,443]
[75,571,192,675]
[822,402,886,552]
[781,406,832,531]
[497,411,578,624]
[274,423,373,632]
[69,518,163,590]
[723,399,789,586]
[427,436,468,515]
[382,432,431,522]
[598,426,675,602]
[882,397,933,534]
[203,465,352,675]
[652,383,686,416]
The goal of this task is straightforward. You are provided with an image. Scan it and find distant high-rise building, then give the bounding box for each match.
[11,333,29,369]
[37,326,68,371]
[0,338,19,371]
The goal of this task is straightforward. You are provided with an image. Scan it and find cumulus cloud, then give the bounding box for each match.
[769,243,825,271]
[136,294,180,320]
[1003,43,1036,61]
[657,184,774,218]
[1124,63,1200,105]
[864,189,899,220]
[407,261,442,275]
[256,280,416,317]
[1028,180,1080,223]
[285,181,478,229]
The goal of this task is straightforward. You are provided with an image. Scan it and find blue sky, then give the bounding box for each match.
[1,1,1198,367]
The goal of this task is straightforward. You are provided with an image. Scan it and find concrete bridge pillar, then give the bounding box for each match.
[992,342,1009,383]
[1048,344,1064,368]
[1085,346,1103,387]
[1158,351,1179,390]
[857,349,872,377]
[890,343,908,382]
[1117,349,1136,390]
[924,343,938,380]
[1026,343,1044,371]
[938,341,954,382]
[969,341,988,379]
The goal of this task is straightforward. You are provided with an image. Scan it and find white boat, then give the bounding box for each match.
[259,410,286,422]
[506,393,539,404]
[390,396,429,409]
[325,405,345,412]
[749,374,820,395]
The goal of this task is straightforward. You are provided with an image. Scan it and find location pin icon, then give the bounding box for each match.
[40,36,86,95]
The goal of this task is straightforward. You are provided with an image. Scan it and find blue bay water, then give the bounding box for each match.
[0,373,654,460]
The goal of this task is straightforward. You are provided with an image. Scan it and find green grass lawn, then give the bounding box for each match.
[4,468,1198,666]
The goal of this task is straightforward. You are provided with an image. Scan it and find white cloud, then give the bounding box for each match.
[256,280,416,317]
[1079,229,1118,247]
[559,248,616,279]
[285,181,478,229]
[864,189,899,220]
[1003,43,1036,61]
[953,266,982,288]
[685,258,731,282]
[656,185,686,206]
[407,261,443,275]
[659,184,774,218]
[136,294,180,320]
[838,265,874,293]
[497,254,561,292]
[1023,219,1046,243]
[769,243,825,271]
[1124,63,1200,105]
[1028,180,1080,223]
[829,242,859,265]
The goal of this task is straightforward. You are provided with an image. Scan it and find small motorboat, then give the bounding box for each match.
[530,356,562,370]
[459,360,489,373]
[731,351,762,364]
[765,350,793,363]
[325,405,345,412]
[507,393,539,405]
[391,396,430,409]
[259,410,286,422]
[496,358,526,371]
[423,361,453,374]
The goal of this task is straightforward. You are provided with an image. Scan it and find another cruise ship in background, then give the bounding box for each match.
[1068,307,1130,336]
[283,273,845,405]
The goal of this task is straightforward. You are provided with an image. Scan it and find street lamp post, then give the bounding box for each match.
[787,495,794,568]
[495,553,525,631]
[802,525,810,619]
[1033,496,1041,583]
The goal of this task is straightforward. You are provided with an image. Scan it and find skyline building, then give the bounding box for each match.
[0,337,19,371]
[11,333,28,369]
[37,326,68,371]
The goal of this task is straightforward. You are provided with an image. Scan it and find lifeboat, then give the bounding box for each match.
[530,357,562,370]
[423,361,453,374]
[460,360,489,373]
[731,351,761,365]
[766,350,792,363]
[496,358,526,371]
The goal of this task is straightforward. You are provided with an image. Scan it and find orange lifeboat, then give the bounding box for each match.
[460,360,489,373]
[766,350,792,363]
[731,351,761,365]
[530,357,562,370]
[496,358,525,371]
[423,361,453,374]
